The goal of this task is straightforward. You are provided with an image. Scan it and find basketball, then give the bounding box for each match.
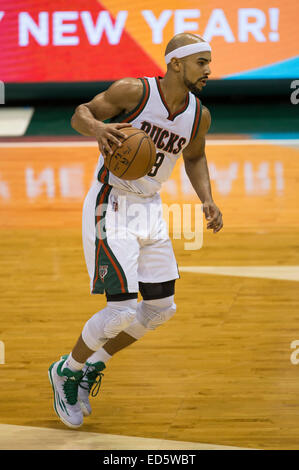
[104,127,156,180]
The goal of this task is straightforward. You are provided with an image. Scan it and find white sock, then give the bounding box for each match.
[63,352,85,372]
[87,347,112,365]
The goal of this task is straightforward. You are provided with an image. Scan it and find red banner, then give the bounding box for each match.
[0,0,297,82]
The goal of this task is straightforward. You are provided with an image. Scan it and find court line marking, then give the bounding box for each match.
[179,266,299,281]
[0,423,252,450]
[0,139,298,148]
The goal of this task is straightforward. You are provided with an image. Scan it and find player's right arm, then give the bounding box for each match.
[71,78,143,156]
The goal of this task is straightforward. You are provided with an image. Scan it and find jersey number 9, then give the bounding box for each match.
[147,152,165,177]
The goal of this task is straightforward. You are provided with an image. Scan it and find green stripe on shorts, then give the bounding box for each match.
[92,184,129,295]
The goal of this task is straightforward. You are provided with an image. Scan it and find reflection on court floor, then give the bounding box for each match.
[1,139,299,450]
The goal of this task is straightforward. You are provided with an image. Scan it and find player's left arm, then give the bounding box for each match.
[183,106,223,233]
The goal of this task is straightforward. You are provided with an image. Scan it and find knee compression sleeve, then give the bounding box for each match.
[124,295,176,339]
[82,299,137,351]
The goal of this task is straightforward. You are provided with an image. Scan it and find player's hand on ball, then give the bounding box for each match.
[94,122,132,157]
[203,201,223,233]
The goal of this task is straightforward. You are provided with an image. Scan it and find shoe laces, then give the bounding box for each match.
[80,365,105,398]
[60,369,83,405]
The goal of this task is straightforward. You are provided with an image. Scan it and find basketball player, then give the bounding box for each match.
[48,33,223,428]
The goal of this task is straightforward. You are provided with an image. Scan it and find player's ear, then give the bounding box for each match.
[169,58,182,73]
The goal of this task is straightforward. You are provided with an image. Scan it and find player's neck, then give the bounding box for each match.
[158,74,189,114]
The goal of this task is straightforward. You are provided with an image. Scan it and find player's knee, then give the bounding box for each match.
[136,295,176,331]
[82,299,137,350]
[103,300,137,337]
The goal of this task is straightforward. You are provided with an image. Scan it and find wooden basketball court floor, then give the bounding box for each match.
[0,138,299,450]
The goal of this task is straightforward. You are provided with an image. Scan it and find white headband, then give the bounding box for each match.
[165,42,211,64]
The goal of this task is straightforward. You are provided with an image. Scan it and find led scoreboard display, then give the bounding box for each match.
[0,0,298,82]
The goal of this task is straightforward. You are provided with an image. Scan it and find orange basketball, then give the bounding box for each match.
[104,127,156,180]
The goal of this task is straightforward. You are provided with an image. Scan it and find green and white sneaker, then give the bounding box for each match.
[48,358,84,429]
[78,360,106,416]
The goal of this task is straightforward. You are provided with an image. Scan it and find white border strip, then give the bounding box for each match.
[207,139,299,146]
[0,423,252,450]
[0,139,298,148]
[0,141,98,148]
[208,139,299,146]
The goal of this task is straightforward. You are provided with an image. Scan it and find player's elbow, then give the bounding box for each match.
[183,152,205,167]
[70,105,82,131]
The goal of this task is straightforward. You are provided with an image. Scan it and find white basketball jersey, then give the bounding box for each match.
[96,76,202,196]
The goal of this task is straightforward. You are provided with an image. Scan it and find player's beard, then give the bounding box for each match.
[183,65,202,97]
[183,70,201,96]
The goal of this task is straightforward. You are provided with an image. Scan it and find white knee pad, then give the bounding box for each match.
[124,295,176,339]
[82,299,137,351]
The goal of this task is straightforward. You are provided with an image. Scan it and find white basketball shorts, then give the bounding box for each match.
[82,181,180,295]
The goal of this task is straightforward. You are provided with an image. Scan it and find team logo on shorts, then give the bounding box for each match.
[111,195,119,212]
[99,265,108,281]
